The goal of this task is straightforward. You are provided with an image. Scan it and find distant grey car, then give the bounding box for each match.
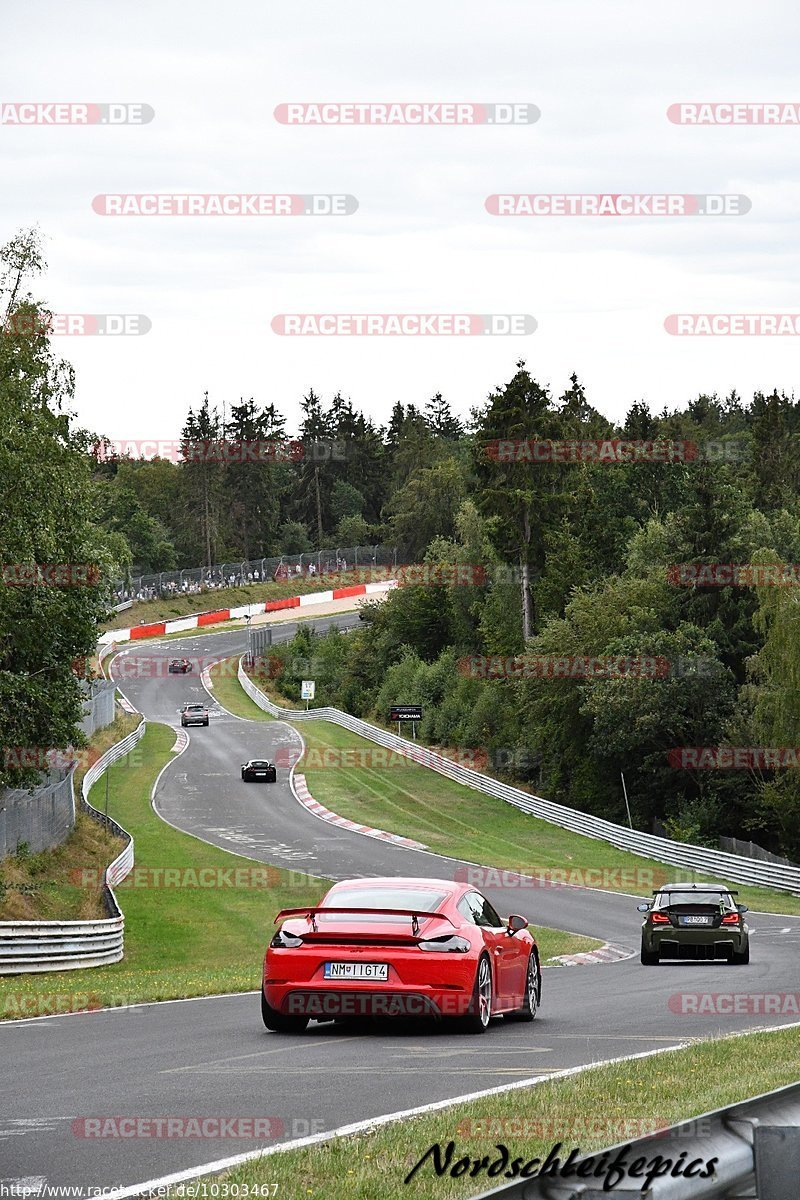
[638,883,749,965]
[180,702,209,727]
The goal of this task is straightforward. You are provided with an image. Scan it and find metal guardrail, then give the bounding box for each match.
[238,659,800,895]
[469,1079,800,1198]
[0,721,142,974]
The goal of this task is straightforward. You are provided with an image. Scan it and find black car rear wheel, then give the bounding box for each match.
[640,943,659,965]
[261,990,308,1033]
[730,944,750,965]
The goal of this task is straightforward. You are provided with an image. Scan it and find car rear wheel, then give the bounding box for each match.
[730,944,750,965]
[506,952,539,1022]
[261,990,308,1033]
[458,954,492,1034]
[640,943,659,965]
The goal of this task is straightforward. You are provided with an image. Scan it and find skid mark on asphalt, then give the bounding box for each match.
[201,830,317,862]
[0,1119,64,1140]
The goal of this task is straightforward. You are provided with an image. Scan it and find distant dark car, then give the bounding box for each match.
[242,759,277,783]
[180,702,209,727]
[169,659,193,674]
[638,883,750,965]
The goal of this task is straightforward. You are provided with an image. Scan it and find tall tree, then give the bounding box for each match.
[472,362,574,641]
[0,229,121,786]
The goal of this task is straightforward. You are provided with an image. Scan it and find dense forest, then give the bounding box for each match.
[4,228,800,857]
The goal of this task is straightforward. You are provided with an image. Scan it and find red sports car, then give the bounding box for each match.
[261,876,540,1034]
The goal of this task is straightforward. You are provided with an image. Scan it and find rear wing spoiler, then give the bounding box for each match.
[274,906,456,934]
[650,889,738,896]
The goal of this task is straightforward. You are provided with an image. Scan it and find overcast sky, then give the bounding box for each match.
[3,1,800,441]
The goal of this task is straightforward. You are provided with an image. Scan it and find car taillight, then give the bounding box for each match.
[417,935,471,952]
[270,929,304,949]
[650,913,670,924]
[721,912,740,925]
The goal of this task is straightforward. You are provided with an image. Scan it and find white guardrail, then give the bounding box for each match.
[0,721,143,974]
[471,1079,800,1199]
[238,658,800,894]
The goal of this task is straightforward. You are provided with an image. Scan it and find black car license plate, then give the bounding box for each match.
[679,915,712,925]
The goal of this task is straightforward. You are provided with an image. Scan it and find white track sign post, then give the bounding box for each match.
[301,680,315,711]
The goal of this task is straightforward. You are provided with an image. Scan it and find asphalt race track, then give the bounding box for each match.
[3,617,800,1196]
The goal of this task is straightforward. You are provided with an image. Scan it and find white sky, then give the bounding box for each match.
[3,0,800,440]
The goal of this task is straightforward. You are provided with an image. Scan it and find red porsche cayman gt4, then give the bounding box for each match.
[261,876,540,1034]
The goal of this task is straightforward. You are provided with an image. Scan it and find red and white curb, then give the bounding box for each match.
[550,943,633,966]
[294,774,428,850]
[116,694,138,715]
[99,580,396,646]
[170,728,190,754]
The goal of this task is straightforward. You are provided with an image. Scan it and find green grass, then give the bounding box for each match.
[208,659,274,721]
[0,723,328,1018]
[223,662,800,917]
[183,1024,800,1200]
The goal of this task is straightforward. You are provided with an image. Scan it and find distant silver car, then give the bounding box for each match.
[181,702,209,727]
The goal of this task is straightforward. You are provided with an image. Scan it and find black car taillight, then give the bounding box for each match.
[270,929,304,949]
[720,912,740,925]
[417,935,471,952]
[651,912,670,924]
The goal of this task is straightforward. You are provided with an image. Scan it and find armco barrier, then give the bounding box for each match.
[0,721,142,975]
[238,659,800,894]
[470,1078,800,1199]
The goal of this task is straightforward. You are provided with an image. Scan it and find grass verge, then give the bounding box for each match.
[0,711,138,921]
[0,816,125,921]
[208,660,274,721]
[225,660,800,917]
[178,1024,800,1200]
